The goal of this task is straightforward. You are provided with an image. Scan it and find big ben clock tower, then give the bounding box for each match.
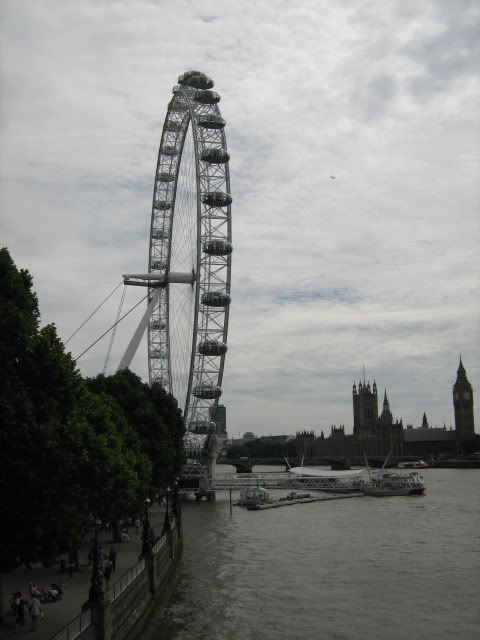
[453,357,475,450]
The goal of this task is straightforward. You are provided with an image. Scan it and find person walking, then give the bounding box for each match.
[108,546,117,572]
[15,594,28,630]
[30,596,43,631]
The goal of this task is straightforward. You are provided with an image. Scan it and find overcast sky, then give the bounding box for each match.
[1,0,479,437]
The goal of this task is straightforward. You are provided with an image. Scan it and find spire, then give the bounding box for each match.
[422,412,428,429]
[383,389,389,410]
[457,355,466,378]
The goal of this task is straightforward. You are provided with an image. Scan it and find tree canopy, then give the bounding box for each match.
[0,248,185,572]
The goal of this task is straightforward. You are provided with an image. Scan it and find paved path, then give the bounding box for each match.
[0,505,166,640]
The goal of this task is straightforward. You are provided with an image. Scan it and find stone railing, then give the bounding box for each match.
[50,609,92,640]
[107,558,146,602]
[49,514,182,640]
[152,535,167,554]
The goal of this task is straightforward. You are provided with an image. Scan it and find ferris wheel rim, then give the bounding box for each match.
[147,74,232,444]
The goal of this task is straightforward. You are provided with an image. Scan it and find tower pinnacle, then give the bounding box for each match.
[383,389,389,410]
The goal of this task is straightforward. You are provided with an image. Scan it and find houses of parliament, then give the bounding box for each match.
[297,358,476,459]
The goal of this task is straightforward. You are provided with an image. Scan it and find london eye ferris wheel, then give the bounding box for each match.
[119,70,232,457]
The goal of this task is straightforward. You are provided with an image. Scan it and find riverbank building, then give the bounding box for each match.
[296,359,476,459]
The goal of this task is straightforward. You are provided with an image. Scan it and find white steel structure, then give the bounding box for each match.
[119,71,232,460]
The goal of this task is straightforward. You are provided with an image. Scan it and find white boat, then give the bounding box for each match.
[361,451,425,496]
[360,470,425,496]
[398,460,429,469]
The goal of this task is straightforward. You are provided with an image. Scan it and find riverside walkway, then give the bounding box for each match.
[1,505,166,640]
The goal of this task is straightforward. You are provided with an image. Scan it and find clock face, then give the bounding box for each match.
[463,392,471,400]
[454,392,460,401]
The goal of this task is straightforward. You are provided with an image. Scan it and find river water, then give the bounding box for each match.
[146,468,480,640]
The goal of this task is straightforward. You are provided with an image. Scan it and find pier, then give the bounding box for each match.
[246,493,365,510]
[179,471,364,494]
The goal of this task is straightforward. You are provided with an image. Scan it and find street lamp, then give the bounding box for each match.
[88,519,104,603]
[172,478,179,517]
[142,497,152,555]
[163,487,171,531]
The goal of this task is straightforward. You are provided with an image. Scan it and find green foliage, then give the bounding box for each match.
[0,248,184,572]
[87,369,185,490]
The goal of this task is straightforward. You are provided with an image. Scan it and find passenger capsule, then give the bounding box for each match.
[154,200,172,211]
[194,90,220,105]
[164,121,182,132]
[157,173,175,183]
[186,74,214,90]
[151,260,167,270]
[201,148,230,164]
[188,419,216,434]
[162,145,178,156]
[197,114,225,129]
[202,191,232,207]
[198,340,228,356]
[201,292,231,307]
[152,229,169,241]
[150,348,167,359]
[192,384,222,399]
[150,319,166,330]
[177,70,204,85]
[203,239,233,256]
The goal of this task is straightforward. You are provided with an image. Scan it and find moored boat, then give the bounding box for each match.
[360,470,425,496]
[398,460,429,469]
[361,450,426,496]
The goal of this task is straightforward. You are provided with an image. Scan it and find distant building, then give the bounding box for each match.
[453,357,475,450]
[296,430,315,457]
[296,359,476,459]
[209,403,227,435]
[227,431,256,448]
[403,425,455,457]
[353,380,379,433]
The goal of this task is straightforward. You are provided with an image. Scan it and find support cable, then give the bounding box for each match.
[65,281,124,345]
[74,294,148,363]
[103,286,127,375]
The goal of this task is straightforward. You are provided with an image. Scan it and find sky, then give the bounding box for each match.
[1,0,479,438]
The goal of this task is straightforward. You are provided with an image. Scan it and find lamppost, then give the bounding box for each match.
[172,478,179,517]
[163,487,171,531]
[142,497,152,555]
[88,519,104,603]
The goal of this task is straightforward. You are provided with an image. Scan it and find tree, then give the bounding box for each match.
[88,369,185,491]
[0,247,185,586]
[79,385,151,524]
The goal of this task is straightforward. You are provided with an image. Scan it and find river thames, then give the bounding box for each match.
[146,468,480,640]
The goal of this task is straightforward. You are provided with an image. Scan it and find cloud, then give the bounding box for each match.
[1,0,479,437]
